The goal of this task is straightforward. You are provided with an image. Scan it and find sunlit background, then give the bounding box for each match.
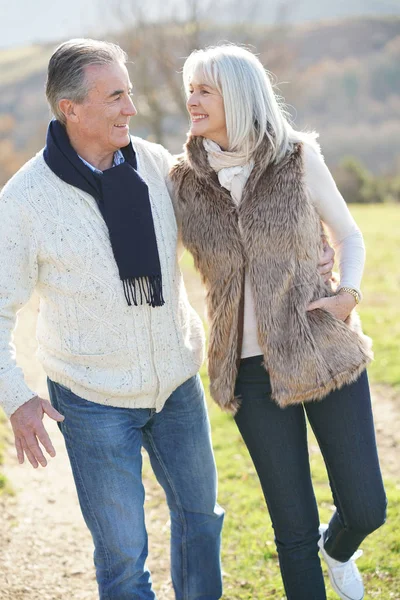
[1,0,400,197]
[1,2,400,598]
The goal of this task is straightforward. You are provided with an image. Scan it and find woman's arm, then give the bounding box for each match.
[304,143,365,319]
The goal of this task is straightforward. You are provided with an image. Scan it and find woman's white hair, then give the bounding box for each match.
[183,44,316,161]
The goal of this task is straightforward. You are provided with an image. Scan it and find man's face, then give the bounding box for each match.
[73,61,136,153]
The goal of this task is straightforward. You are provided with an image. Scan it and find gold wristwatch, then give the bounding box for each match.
[338,287,360,305]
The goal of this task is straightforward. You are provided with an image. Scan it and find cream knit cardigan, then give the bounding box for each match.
[0,137,205,418]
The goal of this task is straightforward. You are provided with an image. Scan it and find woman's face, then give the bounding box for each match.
[186,80,228,150]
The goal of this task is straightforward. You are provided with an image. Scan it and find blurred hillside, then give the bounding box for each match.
[0,14,400,186]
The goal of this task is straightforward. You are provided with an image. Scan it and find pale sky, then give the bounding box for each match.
[1,0,399,50]
[0,0,110,49]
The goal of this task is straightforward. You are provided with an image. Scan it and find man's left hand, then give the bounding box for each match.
[318,240,335,283]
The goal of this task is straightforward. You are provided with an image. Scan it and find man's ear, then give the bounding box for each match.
[58,99,79,123]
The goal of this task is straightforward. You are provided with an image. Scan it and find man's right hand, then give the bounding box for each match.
[10,396,65,469]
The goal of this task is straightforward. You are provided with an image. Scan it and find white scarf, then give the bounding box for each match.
[203,139,254,205]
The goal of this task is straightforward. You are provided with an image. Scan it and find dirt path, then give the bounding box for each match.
[0,296,174,600]
[0,294,398,600]
[0,420,173,600]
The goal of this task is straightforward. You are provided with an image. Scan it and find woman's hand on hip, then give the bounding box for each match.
[307,291,357,322]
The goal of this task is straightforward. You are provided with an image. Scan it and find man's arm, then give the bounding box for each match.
[0,188,64,468]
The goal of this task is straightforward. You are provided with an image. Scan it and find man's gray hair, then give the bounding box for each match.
[46,38,128,124]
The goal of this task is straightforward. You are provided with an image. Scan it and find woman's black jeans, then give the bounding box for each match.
[234,357,387,600]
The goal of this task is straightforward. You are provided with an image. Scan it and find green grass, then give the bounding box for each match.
[350,204,400,388]
[206,398,400,599]
[180,204,400,598]
[0,204,398,594]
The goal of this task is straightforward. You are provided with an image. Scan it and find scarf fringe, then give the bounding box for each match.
[123,275,165,308]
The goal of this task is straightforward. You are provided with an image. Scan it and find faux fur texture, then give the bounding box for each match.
[170,135,373,413]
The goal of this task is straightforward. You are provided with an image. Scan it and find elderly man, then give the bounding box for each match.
[0,39,223,600]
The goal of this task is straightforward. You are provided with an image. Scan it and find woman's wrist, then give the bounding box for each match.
[338,288,358,309]
[338,286,361,305]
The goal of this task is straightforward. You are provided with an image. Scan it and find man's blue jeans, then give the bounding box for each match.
[48,375,224,600]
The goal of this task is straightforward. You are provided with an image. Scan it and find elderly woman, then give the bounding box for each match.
[170,45,386,600]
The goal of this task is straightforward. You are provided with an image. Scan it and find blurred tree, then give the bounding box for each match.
[0,114,15,136]
[0,138,28,186]
[95,0,295,146]
[335,157,370,204]
[334,156,394,204]
[1,12,399,180]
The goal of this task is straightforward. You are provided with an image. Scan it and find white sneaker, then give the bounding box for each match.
[318,524,364,600]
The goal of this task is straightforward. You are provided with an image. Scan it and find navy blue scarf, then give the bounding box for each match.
[43,120,164,307]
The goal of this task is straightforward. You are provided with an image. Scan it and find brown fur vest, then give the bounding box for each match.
[170,135,373,414]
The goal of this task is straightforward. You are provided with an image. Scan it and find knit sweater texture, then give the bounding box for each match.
[0,137,205,418]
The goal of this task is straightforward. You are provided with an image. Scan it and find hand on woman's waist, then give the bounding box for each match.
[306,290,357,322]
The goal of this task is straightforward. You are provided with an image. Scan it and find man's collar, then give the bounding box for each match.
[78,149,125,174]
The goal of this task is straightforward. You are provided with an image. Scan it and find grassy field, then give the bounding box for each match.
[350,205,400,388]
[207,403,400,600]
[181,203,400,599]
[0,203,399,596]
